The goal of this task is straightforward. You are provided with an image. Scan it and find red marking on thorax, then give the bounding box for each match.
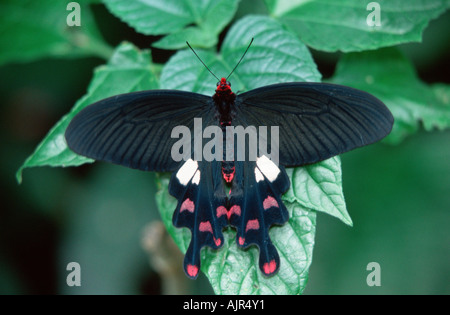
[180,198,195,213]
[216,77,232,94]
[213,77,235,123]
[263,196,279,210]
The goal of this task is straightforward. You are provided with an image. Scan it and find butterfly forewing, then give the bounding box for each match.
[235,82,394,167]
[65,90,213,172]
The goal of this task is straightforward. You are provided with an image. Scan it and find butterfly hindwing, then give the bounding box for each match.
[228,156,290,276]
[169,159,228,279]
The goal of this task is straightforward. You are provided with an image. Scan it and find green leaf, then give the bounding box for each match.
[284,157,352,226]
[103,0,240,49]
[0,0,113,65]
[16,42,159,183]
[152,26,218,50]
[265,0,450,52]
[161,15,321,92]
[432,84,450,107]
[329,47,450,144]
[157,15,347,294]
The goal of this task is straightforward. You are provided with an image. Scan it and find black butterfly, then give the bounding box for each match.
[65,45,393,279]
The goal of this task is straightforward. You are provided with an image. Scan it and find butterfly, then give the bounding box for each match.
[65,41,394,279]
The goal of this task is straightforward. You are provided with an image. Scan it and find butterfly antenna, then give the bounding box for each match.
[226,37,254,81]
[186,41,220,82]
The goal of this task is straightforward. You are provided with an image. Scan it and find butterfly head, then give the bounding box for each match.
[216,78,232,94]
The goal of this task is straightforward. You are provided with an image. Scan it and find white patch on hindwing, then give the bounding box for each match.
[254,167,264,183]
[256,155,280,182]
[176,159,198,186]
[192,170,201,185]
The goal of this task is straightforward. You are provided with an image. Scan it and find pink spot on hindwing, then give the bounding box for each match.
[186,264,198,278]
[245,219,260,232]
[263,196,279,210]
[199,222,222,247]
[180,198,195,213]
[238,237,245,246]
[216,206,227,218]
[228,205,241,220]
[199,221,213,233]
[262,260,277,275]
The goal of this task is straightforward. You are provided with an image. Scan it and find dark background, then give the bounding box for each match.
[0,3,449,294]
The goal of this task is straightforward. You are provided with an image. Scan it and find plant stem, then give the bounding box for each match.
[83,36,115,61]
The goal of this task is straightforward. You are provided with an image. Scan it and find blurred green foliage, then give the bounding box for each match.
[1,0,449,294]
